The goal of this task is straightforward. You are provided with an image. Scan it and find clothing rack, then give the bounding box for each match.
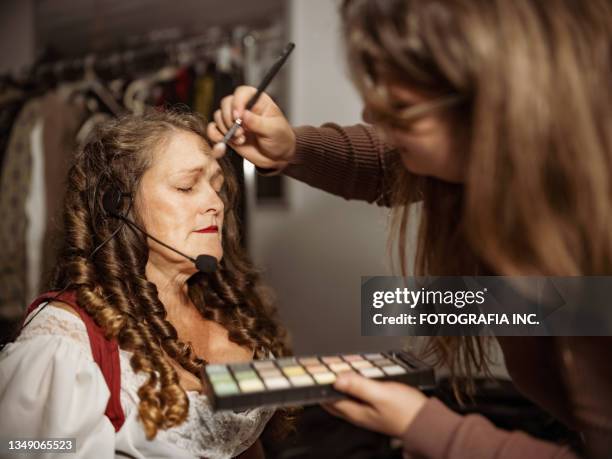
[0,21,287,325]
[10,24,285,93]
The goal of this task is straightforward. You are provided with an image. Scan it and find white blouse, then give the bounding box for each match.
[0,304,274,458]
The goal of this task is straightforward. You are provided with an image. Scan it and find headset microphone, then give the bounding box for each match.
[101,186,218,274]
[10,181,218,343]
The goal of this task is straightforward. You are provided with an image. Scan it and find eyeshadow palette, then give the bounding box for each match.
[202,350,435,411]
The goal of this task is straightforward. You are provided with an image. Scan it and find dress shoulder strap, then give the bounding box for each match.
[26,291,125,432]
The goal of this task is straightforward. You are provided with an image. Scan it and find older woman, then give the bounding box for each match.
[0,110,290,458]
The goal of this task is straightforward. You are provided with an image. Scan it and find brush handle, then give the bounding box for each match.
[245,42,295,111]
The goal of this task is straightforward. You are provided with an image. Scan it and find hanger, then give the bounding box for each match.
[58,55,124,117]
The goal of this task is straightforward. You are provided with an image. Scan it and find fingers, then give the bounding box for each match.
[241,110,270,136]
[325,398,379,431]
[232,85,258,117]
[334,372,384,405]
[220,95,244,138]
[207,121,223,143]
[206,122,230,159]
[320,402,343,418]
[213,109,228,135]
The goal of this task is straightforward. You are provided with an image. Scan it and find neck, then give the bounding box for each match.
[145,259,195,321]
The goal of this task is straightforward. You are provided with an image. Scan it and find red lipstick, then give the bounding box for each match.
[196,225,218,233]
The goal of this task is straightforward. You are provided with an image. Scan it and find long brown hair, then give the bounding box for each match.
[52,109,292,438]
[342,0,612,386]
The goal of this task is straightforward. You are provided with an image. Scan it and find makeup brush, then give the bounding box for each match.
[213,42,295,156]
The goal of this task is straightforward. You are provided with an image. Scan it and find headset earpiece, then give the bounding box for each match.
[101,185,131,218]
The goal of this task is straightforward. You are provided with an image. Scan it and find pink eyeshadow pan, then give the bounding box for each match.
[306,365,328,374]
[343,354,363,362]
[329,362,351,372]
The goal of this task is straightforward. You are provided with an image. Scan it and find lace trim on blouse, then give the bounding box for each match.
[19,304,274,458]
[18,303,92,359]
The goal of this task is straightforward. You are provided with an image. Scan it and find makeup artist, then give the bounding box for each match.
[208,0,612,458]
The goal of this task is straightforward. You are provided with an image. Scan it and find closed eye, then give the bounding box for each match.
[177,187,194,193]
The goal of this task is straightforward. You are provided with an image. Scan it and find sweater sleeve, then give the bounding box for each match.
[283,123,398,206]
[402,398,579,459]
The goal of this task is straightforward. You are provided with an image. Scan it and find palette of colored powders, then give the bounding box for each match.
[202,350,435,411]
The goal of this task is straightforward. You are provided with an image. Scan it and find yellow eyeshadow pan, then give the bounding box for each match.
[289,375,315,386]
[306,365,328,374]
[313,372,336,384]
[282,366,306,377]
[238,379,265,393]
[234,370,258,380]
[203,350,435,412]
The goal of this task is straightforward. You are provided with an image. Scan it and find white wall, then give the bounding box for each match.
[248,0,405,355]
[248,0,508,379]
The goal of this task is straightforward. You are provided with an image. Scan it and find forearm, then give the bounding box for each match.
[284,123,397,206]
[403,398,579,459]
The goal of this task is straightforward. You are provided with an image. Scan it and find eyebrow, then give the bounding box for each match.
[173,166,224,179]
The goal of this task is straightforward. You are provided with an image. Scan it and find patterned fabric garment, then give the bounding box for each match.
[0,92,86,319]
[0,99,41,320]
[39,92,86,290]
[119,348,274,458]
[0,303,275,458]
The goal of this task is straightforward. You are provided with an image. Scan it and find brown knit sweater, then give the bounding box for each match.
[284,123,612,459]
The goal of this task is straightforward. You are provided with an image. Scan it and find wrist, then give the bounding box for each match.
[399,394,428,436]
[281,128,297,163]
[255,161,288,176]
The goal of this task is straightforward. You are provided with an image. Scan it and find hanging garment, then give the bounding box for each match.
[192,72,215,122]
[24,119,46,302]
[0,99,41,320]
[155,66,196,109]
[0,88,27,173]
[40,91,87,289]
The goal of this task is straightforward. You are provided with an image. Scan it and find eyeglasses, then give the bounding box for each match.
[364,90,466,130]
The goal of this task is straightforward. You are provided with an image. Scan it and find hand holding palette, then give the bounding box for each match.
[202,350,435,411]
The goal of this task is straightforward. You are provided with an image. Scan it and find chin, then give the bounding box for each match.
[399,152,429,176]
[199,247,223,262]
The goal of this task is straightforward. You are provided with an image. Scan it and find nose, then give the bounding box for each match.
[361,106,374,124]
[200,187,224,216]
